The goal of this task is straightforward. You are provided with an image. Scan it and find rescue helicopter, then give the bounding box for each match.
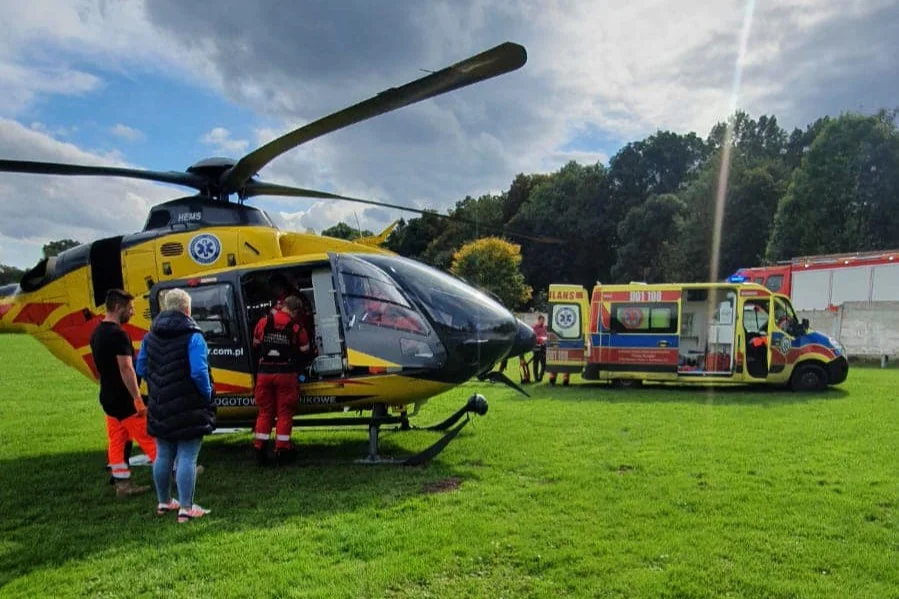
[0,41,541,464]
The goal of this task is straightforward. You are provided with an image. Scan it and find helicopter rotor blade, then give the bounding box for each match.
[220,42,527,192]
[242,180,565,245]
[0,159,208,190]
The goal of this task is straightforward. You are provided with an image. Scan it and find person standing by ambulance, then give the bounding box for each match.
[252,295,312,466]
[89,289,157,497]
[531,314,548,382]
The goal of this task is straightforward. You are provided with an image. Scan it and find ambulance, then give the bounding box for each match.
[545,281,849,391]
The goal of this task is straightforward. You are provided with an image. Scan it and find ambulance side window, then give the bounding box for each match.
[610,302,678,334]
[550,303,581,339]
[742,301,769,334]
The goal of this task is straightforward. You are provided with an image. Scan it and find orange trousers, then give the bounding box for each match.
[254,373,299,450]
[106,413,157,479]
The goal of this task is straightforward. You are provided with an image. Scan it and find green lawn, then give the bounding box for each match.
[1,334,897,598]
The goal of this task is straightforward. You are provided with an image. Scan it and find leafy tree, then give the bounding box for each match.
[707,111,787,162]
[767,110,899,260]
[420,194,504,269]
[383,212,445,259]
[42,239,80,258]
[783,117,831,170]
[502,173,549,223]
[666,149,789,281]
[321,222,373,240]
[612,194,686,283]
[450,237,532,309]
[0,265,24,286]
[602,131,709,260]
[508,161,609,295]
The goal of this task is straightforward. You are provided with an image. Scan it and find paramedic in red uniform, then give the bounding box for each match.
[252,295,312,466]
[88,288,157,497]
[520,314,548,383]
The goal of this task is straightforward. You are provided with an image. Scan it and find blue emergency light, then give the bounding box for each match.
[728,273,748,283]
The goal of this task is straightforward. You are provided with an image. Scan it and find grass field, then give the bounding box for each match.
[1,334,898,598]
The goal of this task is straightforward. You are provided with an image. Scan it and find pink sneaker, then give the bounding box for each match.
[156,499,180,516]
[177,505,210,523]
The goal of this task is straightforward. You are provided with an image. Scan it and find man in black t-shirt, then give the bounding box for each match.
[89,289,157,497]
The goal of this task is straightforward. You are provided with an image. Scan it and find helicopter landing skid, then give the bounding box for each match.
[355,394,489,466]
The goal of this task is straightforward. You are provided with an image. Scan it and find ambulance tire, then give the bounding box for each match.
[611,379,642,389]
[790,363,827,392]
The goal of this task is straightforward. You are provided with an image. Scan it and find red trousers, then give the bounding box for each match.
[254,373,299,450]
[106,413,157,479]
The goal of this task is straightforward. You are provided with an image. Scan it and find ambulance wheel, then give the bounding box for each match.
[612,379,642,389]
[791,363,827,392]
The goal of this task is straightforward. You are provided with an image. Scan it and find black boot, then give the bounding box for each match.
[255,445,269,467]
[274,447,297,466]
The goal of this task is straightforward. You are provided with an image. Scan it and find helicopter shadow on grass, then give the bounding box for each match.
[0,432,476,588]
[497,379,850,407]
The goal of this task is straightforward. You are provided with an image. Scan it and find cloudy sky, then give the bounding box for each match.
[0,0,896,268]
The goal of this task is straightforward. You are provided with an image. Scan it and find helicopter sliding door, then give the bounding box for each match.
[150,274,254,395]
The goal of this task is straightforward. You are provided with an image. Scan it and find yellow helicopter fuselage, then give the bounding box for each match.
[0,200,526,424]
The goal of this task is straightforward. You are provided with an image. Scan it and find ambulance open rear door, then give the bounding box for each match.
[546,284,589,374]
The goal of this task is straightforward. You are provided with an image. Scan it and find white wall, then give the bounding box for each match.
[798,301,899,358]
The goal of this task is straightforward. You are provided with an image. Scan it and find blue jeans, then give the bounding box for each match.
[153,437,203,508]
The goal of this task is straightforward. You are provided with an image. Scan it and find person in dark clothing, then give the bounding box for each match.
[89,288,157,497]
[136,288,215,523]
[531,314,548,382]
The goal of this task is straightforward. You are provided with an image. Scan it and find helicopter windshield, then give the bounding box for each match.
[337,256,429,336]
[355,254,516,337]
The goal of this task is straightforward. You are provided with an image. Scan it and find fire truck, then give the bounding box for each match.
[730,249,899,311]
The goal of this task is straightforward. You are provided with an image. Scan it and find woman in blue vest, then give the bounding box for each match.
[136,288,215,523]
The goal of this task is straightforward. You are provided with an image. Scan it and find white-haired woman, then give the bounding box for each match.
[136,288,215,523]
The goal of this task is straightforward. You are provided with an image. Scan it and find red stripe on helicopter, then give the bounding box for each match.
[51,311,147,350]
[0,304,12,320]
[13,302,63,326]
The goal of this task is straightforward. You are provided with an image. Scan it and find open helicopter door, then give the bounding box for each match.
[149,273,255,396]
[329,253,440,375]
[309,265,347,377]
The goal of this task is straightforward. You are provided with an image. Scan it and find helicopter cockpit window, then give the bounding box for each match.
[161,284,238,343]
[338,259,428,336]
[356,254,516,336]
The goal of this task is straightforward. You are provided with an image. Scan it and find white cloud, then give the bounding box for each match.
[0,118,176,268]
[200,127,249,155]
[0,63,101,117]
[110,124,145,142]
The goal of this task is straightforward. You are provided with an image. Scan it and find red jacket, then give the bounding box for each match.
[532,322,548,344]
